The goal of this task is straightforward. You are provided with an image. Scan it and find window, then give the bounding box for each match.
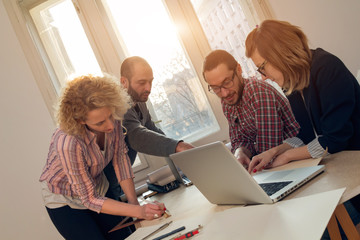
[191,0,258,78]
[189,0,283,93]
[4,0,270,186]
[30,0,102,92]
[102,0,219,143]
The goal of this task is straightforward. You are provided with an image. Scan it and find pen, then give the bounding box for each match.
[141,221,172,240]
[152,226,186,240]
[171,225,203,240]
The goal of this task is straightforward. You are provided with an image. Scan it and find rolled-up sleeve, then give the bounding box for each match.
[283,137,304,148]
[307,136,329,158]
[112,123,134,184]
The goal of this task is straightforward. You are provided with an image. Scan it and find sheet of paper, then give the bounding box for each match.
[203,188,344,240]
[266,157,322,172]
[126,188,344,240]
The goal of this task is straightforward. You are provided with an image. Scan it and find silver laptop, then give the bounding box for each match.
[165,157,193,187]
[170,141,325,205]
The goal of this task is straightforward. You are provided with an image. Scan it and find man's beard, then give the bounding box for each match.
[128,85,150,102]
[222,80,244,105]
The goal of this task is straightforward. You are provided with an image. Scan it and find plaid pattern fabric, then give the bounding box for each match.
[40,120,133,213]
[223,78,299,156]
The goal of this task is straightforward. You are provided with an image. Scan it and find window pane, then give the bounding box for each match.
[191,0,284,93]
[190,0,257,78]
[103,0,219,142]
[30,0,102,90]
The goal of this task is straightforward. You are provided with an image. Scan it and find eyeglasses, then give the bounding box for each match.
[208,71,236,95]
[257,60,267,77]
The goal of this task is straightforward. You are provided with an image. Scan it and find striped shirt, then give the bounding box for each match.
[39,120,133,213]
[223,78,300,156]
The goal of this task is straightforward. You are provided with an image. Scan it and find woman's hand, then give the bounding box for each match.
[270,152,292,168]
[248,144,293,174]
[248,149,277,174]
[139,201,166,220]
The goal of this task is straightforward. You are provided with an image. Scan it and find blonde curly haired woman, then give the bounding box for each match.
[39,74,165,240]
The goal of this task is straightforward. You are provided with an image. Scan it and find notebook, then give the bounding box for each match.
[169,141,325,205]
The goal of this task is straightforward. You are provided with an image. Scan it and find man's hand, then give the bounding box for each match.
[175,141,194,152]
[234,147,251,169]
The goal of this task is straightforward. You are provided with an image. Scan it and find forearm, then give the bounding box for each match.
[282,145,312,161]
[101,193,167,220]
[101,198,142,218]
[268,143,293,157]
[249,144,310,173]
[124,107,178,156]
[119,178,139,205]
[100,178,141,217]
[127,128,179,156]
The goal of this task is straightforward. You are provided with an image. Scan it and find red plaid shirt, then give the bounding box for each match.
[223,78,299,156]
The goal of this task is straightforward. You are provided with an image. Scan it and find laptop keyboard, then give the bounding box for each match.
[259,181,293,196]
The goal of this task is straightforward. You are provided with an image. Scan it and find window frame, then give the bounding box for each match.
[3,0,272,186]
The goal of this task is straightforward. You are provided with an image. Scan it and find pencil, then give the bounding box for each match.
[152,226,186,240]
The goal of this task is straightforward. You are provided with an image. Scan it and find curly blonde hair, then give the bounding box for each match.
[245,20,312,95]
[56,74,132,136]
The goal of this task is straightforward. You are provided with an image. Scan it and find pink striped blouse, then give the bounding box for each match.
[39,120,133,213]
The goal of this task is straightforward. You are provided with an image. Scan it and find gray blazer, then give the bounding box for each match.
[103,102,180,200]
[123,102,179,159]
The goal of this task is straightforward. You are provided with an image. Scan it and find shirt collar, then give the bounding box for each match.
[82,120,119,146]
[83,127,96,145]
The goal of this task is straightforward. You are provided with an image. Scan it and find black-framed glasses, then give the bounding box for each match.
[257,60,267,77]
[208,70,236,95]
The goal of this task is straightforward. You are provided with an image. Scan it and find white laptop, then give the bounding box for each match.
[165,157,193,187]
[170,141,325,205]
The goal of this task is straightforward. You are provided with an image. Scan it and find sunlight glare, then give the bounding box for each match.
[105,0,181,80]
[49,0,102,80]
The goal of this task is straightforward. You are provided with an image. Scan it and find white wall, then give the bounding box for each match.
[0,1,61,239]
[0,0,359,239]
[267,0,360,79]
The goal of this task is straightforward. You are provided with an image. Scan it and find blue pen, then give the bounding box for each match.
[152,226,186,240]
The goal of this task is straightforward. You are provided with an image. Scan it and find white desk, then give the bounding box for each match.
[128,187,344,240]
[284,151,360,203]
[284,151,360,239]
[127,151,360,239]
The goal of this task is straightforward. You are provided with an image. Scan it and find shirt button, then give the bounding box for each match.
[254,142,256,144]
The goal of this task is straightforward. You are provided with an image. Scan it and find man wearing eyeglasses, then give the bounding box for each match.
[202,49,299,170]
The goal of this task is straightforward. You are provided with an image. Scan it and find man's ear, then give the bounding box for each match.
[236,63,243,76]
[120,76,129,89]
